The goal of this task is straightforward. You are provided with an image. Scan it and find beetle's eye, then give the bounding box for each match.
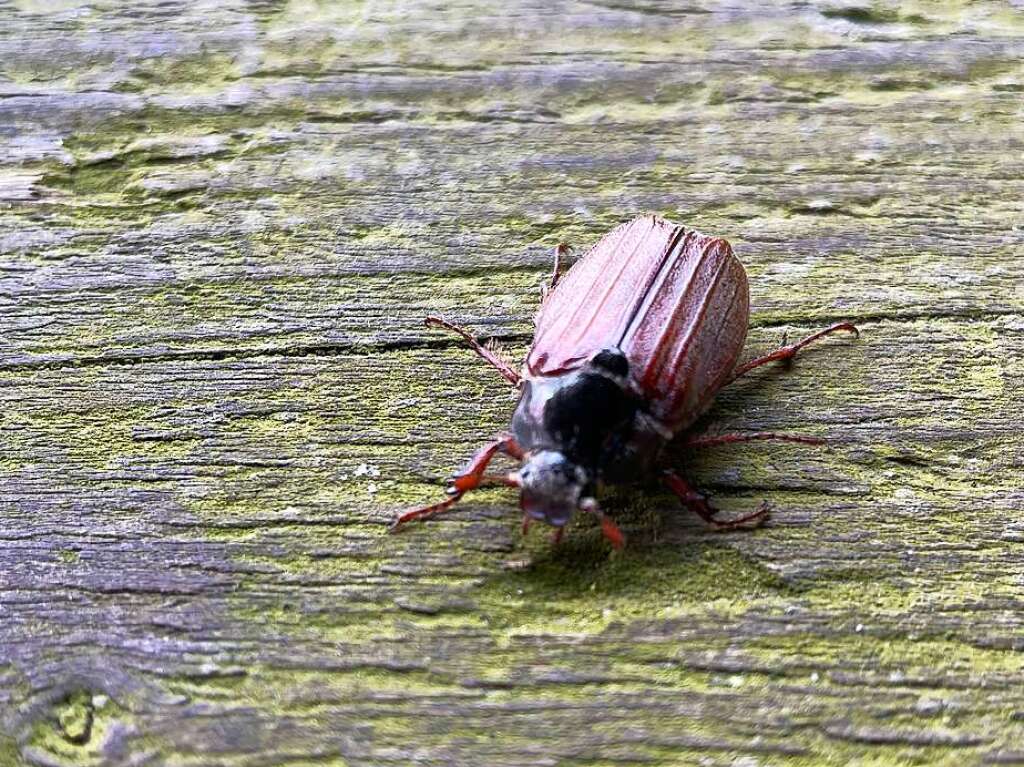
[592,349,629,377]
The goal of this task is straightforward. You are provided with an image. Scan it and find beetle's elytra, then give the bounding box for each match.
[393,215,857,547]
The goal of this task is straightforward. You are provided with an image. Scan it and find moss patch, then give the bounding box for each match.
[477,540,793,636]
[23,691,133,767]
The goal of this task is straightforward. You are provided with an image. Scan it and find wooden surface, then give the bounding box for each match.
[2,1,1023,765]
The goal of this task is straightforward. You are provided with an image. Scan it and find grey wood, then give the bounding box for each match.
[1,1,1023,765]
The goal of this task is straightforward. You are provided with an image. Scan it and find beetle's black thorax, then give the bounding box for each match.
[512,352,666,484]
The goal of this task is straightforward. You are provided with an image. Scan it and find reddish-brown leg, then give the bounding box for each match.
[391,434,522,531]
[726,322,858,386]
[551,527,565,545]
[425,316,521,387]
[448,434,523,494]
[662,470,770,530]
[685,432,825,449]
[579,498,625,549]
[548,243,570,292]
[390,494,463,531]
[475,474,523,488]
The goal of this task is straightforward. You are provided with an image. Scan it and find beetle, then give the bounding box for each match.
[392,215,857,548]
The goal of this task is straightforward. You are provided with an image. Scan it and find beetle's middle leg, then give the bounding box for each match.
[391,433,522,531]
[662,470,770,530]
[685,432,825,449]
[425,316,521,387]
[726,322,858,386]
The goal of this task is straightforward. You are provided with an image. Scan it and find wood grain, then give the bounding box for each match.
[2,1,1023,765]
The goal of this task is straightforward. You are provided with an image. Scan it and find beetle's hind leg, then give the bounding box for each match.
[726,322,858,386]
[662,470,770,530]
[685,432,825,449]
[425,316,521,387]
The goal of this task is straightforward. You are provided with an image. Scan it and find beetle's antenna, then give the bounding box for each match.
[580,498,624,549]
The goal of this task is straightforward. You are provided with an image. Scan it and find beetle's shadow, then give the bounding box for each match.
[481,490,787,605]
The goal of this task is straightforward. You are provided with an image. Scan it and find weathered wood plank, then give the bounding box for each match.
[2,1,1023,765]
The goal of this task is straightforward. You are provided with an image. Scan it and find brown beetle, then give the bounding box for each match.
[394,215,857,547]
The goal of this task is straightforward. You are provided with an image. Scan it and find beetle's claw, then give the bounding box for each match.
[708,501,771,532]
[745,501,772,528]
[444,474,464,495]
[753,500,772,526]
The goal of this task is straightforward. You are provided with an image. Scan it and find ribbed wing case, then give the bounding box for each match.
[527,215,749,433]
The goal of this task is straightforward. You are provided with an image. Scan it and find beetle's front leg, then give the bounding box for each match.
[391,434,523,531]
[662,470,770,530]
[447,433,523,494]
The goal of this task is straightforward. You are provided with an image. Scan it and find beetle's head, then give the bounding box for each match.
[515,450,588,528]
[509,451,624,548]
